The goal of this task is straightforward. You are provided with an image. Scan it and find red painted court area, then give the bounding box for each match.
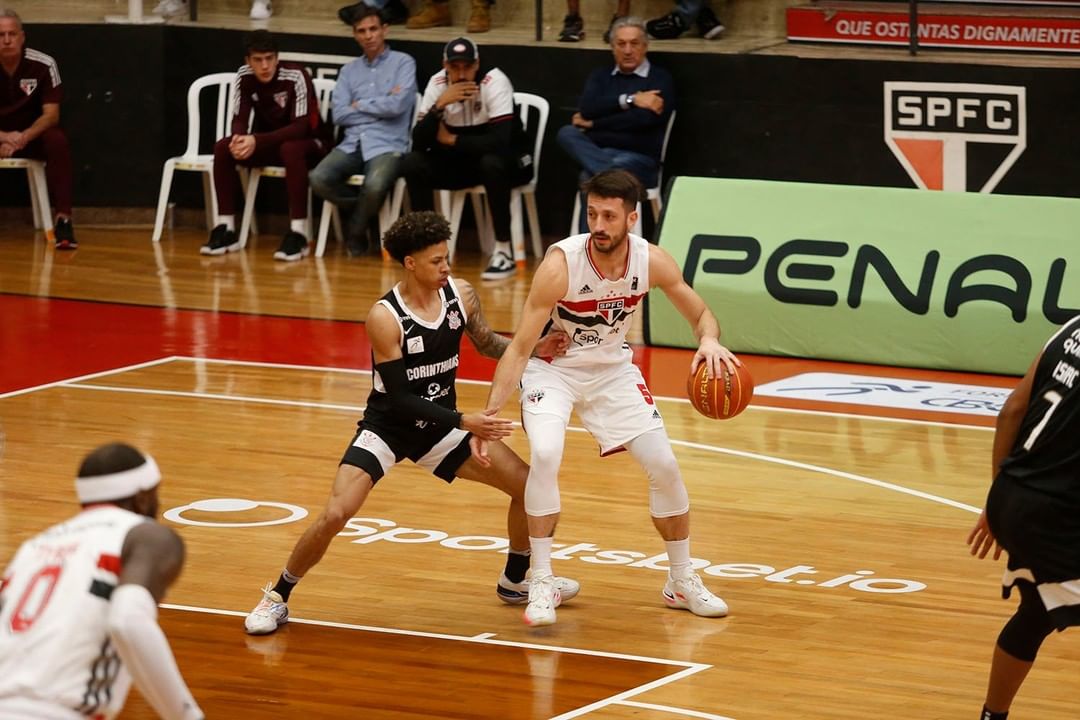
[1,293,1012,427]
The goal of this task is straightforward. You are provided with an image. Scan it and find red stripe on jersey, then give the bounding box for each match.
[0,576,9,593]
[557,292,646,313]
[97,554,121,574]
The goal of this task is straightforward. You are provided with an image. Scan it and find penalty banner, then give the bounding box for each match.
[645,177,1080,375]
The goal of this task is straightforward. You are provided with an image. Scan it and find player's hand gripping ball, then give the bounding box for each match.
[687,362,754,420]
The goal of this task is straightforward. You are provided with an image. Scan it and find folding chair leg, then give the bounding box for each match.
[570,193,582,238]
[445,190,464,262]
[201,171,216,233]
[509,189,526,267]
[524,189,543,259]
[468,191,493,257]
[152,161,177,242]
[31,165,53,235]
[26,165,43,230]
[316,199,333,258]
[238,170,261,249]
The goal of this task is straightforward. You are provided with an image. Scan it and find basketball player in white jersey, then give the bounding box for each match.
[478,169,740,626]
[0,443,202,720]
[244,211,578,635]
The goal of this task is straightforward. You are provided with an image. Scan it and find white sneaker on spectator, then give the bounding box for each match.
[152,0,188,17]
[250,0,272,20]
[480,250,515,280]
[662,573,729,617]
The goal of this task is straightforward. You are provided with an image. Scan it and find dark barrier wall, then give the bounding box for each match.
[4,24,1080,229]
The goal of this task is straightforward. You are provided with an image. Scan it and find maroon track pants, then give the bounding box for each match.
[212,136,327,220]
[15,126,73,217]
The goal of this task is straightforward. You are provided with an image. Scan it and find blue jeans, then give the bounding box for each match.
[309,148,402,240]
[557,124,658,233]
[675,0,705,22]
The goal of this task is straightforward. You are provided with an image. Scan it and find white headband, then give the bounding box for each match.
[76,455,161,504]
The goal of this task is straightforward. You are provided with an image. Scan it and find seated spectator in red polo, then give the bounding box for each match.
[204,30,330,262]
[0,10,76,249]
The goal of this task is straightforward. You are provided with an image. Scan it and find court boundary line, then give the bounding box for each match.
[613,700,736,720]
[62,378,981,514]
[160,601,719,719]
[0,355,178,400]
[169,356,995,432]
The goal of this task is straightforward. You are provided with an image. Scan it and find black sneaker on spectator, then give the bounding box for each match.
[201,224,239,256]
[54,218,77,250]
[602,15,624,44]
[481,250,515,280]
[559,14,584,42]
[646,12,689,40]
[696,7,725,39]
[383,0,409,24]
[274,231,309,262]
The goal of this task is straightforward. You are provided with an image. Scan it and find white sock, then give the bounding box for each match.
[217,214,235,232]
[290,218,307,237]
[529,536,553,579]
[665,538,692,580]
[493,241,512,258]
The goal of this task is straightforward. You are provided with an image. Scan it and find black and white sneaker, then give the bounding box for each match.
[697,6,725,39]
[559,14,584,42]
[646,11,689,40]
[201,224,239,255]
[602,14,623,44]
[274,231,309,262]
[480,250,515,280]
[53,218,77,250]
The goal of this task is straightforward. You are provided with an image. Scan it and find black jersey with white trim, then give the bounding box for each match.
[365,277,468,427]
[1000,314,1080,499]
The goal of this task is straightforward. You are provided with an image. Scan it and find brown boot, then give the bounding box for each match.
[466,0,491,32]
[406,0,450,29]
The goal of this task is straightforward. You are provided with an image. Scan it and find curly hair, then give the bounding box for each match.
[382,211,451,264]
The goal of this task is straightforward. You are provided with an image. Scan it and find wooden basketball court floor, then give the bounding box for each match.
[1,227,1077,719]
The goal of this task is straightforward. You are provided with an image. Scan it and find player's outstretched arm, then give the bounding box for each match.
[484,251,569,414]
[109,522,204,720]
[649,244,738,380]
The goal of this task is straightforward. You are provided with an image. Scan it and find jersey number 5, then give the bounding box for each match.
[9,565,63,633]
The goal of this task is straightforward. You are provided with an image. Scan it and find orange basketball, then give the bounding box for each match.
[686,362,754,420]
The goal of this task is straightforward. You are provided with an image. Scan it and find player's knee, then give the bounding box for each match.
[649,475,689,517]
[528,434,565,471]
[319,503,352,533]
[997,586,1056,662]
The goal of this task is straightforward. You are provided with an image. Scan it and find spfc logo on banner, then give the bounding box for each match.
[884,81,1026,193]
[19,78,37,95]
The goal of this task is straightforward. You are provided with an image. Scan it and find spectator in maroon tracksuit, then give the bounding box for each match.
[203,30,330,262]
[0,10,76,250]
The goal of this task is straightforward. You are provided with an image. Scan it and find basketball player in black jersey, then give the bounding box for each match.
[244,211,578,634]
[968,315,1080,720]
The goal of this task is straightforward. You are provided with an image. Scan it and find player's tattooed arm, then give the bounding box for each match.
[460,280,512,359]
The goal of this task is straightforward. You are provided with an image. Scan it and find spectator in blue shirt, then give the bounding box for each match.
[309,4,416,256]
[556,16,674,233]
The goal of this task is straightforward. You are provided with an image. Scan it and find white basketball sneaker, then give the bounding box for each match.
[244,583,289,634]
[662,573,729,617]
[497,573,580,605]
[523,574,561,627]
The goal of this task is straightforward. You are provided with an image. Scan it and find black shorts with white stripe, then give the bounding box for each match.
[339,416,472,485]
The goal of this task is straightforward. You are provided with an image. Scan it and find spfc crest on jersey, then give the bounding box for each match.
[447,310,462,330]
[597,298,624,324]
[274,91,289,108]
[19,78,37,95]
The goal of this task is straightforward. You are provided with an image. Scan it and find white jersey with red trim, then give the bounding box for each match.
[546,232,650,368]
[0,506,146,720]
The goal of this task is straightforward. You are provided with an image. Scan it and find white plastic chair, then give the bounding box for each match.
[151,72,237,242]
[570,110,676,238]
[441,92,548,266]
[236,77,336,249]
[0,158,52,236]
[314,92,422,259]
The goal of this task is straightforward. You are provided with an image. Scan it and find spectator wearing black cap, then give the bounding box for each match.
[400,37,531,280]
[309,4,416,256]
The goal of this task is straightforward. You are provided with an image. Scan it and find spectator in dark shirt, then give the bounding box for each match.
[203,31,330,262]
[556,16,674,233]
[400,37,532,280]
[0,10,76,249]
